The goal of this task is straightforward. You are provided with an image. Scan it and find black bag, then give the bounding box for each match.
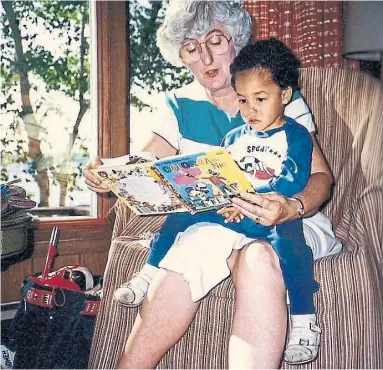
[8,278,101,369]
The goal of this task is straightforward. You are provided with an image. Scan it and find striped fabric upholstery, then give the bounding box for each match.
[89,68,383,369]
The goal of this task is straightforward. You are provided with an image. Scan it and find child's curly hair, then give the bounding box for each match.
[230,38,301,91]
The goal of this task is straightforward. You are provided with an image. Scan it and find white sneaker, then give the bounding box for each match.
[113,272,152,307]
[284,321,321,365]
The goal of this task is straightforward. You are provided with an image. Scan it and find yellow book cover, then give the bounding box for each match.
[153,148,256,214]
[198,148,256,195]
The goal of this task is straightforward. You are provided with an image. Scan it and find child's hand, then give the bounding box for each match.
[217,206,244,224]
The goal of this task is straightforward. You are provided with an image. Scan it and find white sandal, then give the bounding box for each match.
[113,273,152,307]
[284,322,321,365]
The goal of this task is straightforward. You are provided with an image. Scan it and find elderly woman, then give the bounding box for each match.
[84,1,341,368]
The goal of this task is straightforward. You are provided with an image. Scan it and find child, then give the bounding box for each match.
[114,38,321,364]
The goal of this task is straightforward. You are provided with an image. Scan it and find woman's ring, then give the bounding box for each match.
[254,216,260,223]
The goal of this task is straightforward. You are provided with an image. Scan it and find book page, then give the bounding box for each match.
[93,162,187,215]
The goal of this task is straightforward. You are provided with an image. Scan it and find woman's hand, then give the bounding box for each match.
[217,206,244,223]
[83,156,110,193]
[231,192,300,226]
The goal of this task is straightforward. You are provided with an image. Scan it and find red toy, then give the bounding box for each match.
[29,227,94,292]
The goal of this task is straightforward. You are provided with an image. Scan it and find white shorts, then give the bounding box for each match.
[158,212,342,302]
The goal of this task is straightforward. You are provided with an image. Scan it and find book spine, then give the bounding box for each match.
[151,166,194,214]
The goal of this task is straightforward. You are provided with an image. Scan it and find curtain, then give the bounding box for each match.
[244,1,359,69]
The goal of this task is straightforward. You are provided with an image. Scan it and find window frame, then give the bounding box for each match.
[34,1,128,231]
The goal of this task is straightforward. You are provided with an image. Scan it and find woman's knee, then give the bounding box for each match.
[233,241,281,280]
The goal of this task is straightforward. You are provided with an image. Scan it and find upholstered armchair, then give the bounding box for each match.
[89,68,383,369]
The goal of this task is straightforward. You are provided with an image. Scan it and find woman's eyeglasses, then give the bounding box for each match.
[180,34,232,64]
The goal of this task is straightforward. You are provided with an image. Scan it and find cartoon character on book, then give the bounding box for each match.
[185,187,203,207]
[141,202,157,213]
[174,165,237,205]
[203,168,237,197]
[174,168,201,185]
[97,171,109,180]
[185,182,214,207]
[110,169,126,182]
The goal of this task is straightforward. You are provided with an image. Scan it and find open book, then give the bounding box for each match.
[93,149,255,216]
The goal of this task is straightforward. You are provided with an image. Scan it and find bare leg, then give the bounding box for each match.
[117,269,200,369]
[229,242,287,369]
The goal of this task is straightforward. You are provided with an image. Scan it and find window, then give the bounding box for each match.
[1,0,97,219]
[1,2,128,304]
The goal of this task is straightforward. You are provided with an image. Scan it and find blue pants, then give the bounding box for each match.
[148,211,319,314]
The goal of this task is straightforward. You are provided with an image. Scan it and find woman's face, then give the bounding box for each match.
[181,24,236,93]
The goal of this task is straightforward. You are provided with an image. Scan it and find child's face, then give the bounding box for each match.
[235,69,292,132]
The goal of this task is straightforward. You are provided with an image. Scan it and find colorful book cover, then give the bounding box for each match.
[154,149,255,214]
[93,161,187,215]
[93,149,255,215]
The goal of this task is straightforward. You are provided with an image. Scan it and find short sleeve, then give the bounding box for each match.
[284,91,316,133]
[151,93,182,151]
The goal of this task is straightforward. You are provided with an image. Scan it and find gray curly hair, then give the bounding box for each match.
[157,1,252,67]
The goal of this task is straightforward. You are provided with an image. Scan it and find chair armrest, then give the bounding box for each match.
[356,184,383,264]
[337,183,383,265]
[110,199,167,242]
[300,248,383,369]
[309,184,383,368]
[110,200,134,241]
